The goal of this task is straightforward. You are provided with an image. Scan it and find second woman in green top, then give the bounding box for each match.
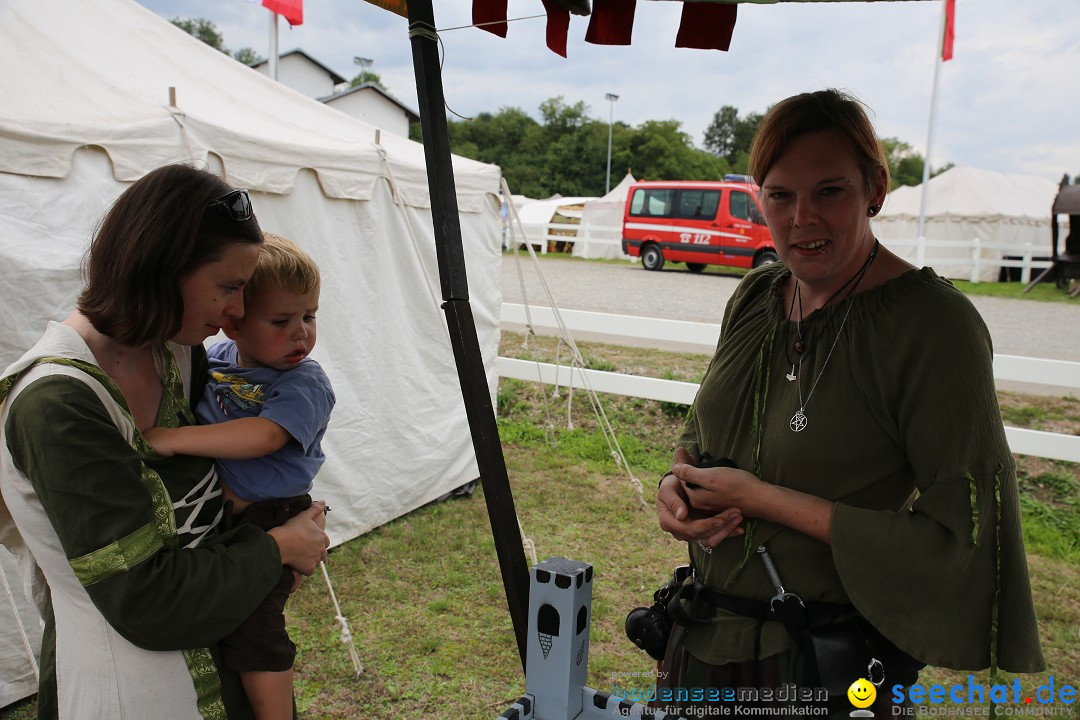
[652,89,1044,717]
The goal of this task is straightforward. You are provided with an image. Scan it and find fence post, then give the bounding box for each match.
[970,237,981,284]
[1021,242,1033,284]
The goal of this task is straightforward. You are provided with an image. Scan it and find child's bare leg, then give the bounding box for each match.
[241,669,293,720]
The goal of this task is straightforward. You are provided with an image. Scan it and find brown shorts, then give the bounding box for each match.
[220,493,312,673]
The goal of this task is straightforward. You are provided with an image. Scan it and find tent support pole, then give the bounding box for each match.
[406,0,530,672]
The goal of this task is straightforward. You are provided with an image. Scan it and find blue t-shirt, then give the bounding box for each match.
[196,340,336,502]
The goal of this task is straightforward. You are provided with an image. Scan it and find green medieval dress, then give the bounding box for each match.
[658,263,1044,711]
[0,322,284,719]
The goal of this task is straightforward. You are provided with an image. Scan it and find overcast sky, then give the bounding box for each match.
[138,0,1079,184]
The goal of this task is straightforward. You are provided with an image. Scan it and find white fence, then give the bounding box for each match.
[887,238,1052,284]
[513,224,1051,283]
[514,221,625,256]
[498,304,1080,463]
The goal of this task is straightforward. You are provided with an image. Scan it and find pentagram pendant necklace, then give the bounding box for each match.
[789,239,879,433]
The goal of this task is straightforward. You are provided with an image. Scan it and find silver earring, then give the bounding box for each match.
[789,219,795,228]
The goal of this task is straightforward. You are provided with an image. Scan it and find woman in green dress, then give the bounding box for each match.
[653,89,1044,717]
[0,164,330,719]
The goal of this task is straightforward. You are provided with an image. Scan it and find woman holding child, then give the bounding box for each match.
[0,164,329,719]
[652,90,1044,716]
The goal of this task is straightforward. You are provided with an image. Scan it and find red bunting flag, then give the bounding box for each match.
[470,0,742,55]
[676,2,737,52]
[473,0,508,38]
[941,0,955,61]
[585,0,637,47]
[541,0,571,58]
[263,0,303,27]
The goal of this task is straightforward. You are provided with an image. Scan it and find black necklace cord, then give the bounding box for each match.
[783,238,880,362]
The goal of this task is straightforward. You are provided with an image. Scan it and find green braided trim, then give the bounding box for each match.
[161,344,196,426]
[69,522,164,587]
[968,472,980,546]
[182,648,228,720]
[726,319,778,588]
[141,464,180,547]
[990,467,1002,676]
[751,320,777,475]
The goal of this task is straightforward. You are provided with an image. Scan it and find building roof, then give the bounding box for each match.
[251,48,345,84]
[321,82,420,122]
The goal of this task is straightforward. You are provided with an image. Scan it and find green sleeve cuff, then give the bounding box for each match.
[69,522,164,586]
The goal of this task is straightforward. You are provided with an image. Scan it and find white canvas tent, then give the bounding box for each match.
[0,0,503,706]
[512,196,597,252]
[574,172,636,260]
[874,166,1058,281]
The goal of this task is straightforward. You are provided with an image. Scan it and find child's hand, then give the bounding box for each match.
[142,427,176,457]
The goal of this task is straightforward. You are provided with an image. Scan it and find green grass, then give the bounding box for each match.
[944,279,1078,304]
[3,334,1078,720]
[1016,463,1080,563]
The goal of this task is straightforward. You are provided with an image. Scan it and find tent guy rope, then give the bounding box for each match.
[502,177,647,510]
[0,561,38,681]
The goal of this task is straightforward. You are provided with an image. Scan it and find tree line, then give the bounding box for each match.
[443,98,951,200]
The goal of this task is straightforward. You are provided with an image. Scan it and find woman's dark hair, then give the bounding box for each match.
[78,164,263,345]
[748,89,890,197]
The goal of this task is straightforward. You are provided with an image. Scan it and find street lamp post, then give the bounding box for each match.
[605,92,619,195]
[353,56,373,85]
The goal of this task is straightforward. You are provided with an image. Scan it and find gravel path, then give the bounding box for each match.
[500,255,1080,393]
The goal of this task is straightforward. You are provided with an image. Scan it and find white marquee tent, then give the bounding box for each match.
[512,195,596,252]
[873,165,1058,281]
[0,0,503,706]
[574,173,636,260]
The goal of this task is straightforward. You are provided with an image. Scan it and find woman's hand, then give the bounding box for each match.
[672,462,763,515]
[657,448,744,550]
[672,463,836,545]
[267,501,329,575]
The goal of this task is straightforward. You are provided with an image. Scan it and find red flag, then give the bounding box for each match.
[586,0,637,46]
[473,0,508,38]
[263,0,302,27]
[676,2,737,51]
[941,0,955,61]
[541,0,571,57]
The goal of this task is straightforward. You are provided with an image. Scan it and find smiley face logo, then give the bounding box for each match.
[847,678,876,709]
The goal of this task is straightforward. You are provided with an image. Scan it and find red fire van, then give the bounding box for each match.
[621,178,777,272]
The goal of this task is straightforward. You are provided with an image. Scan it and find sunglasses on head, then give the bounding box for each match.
[207,189,253,222]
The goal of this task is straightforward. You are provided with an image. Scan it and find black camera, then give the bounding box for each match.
[624,565,691,661]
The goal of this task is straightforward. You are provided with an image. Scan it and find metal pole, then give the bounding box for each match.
[916,0,948,268]
[406,0,531,672]
[605,93,619,195]
[268,11,279,81]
